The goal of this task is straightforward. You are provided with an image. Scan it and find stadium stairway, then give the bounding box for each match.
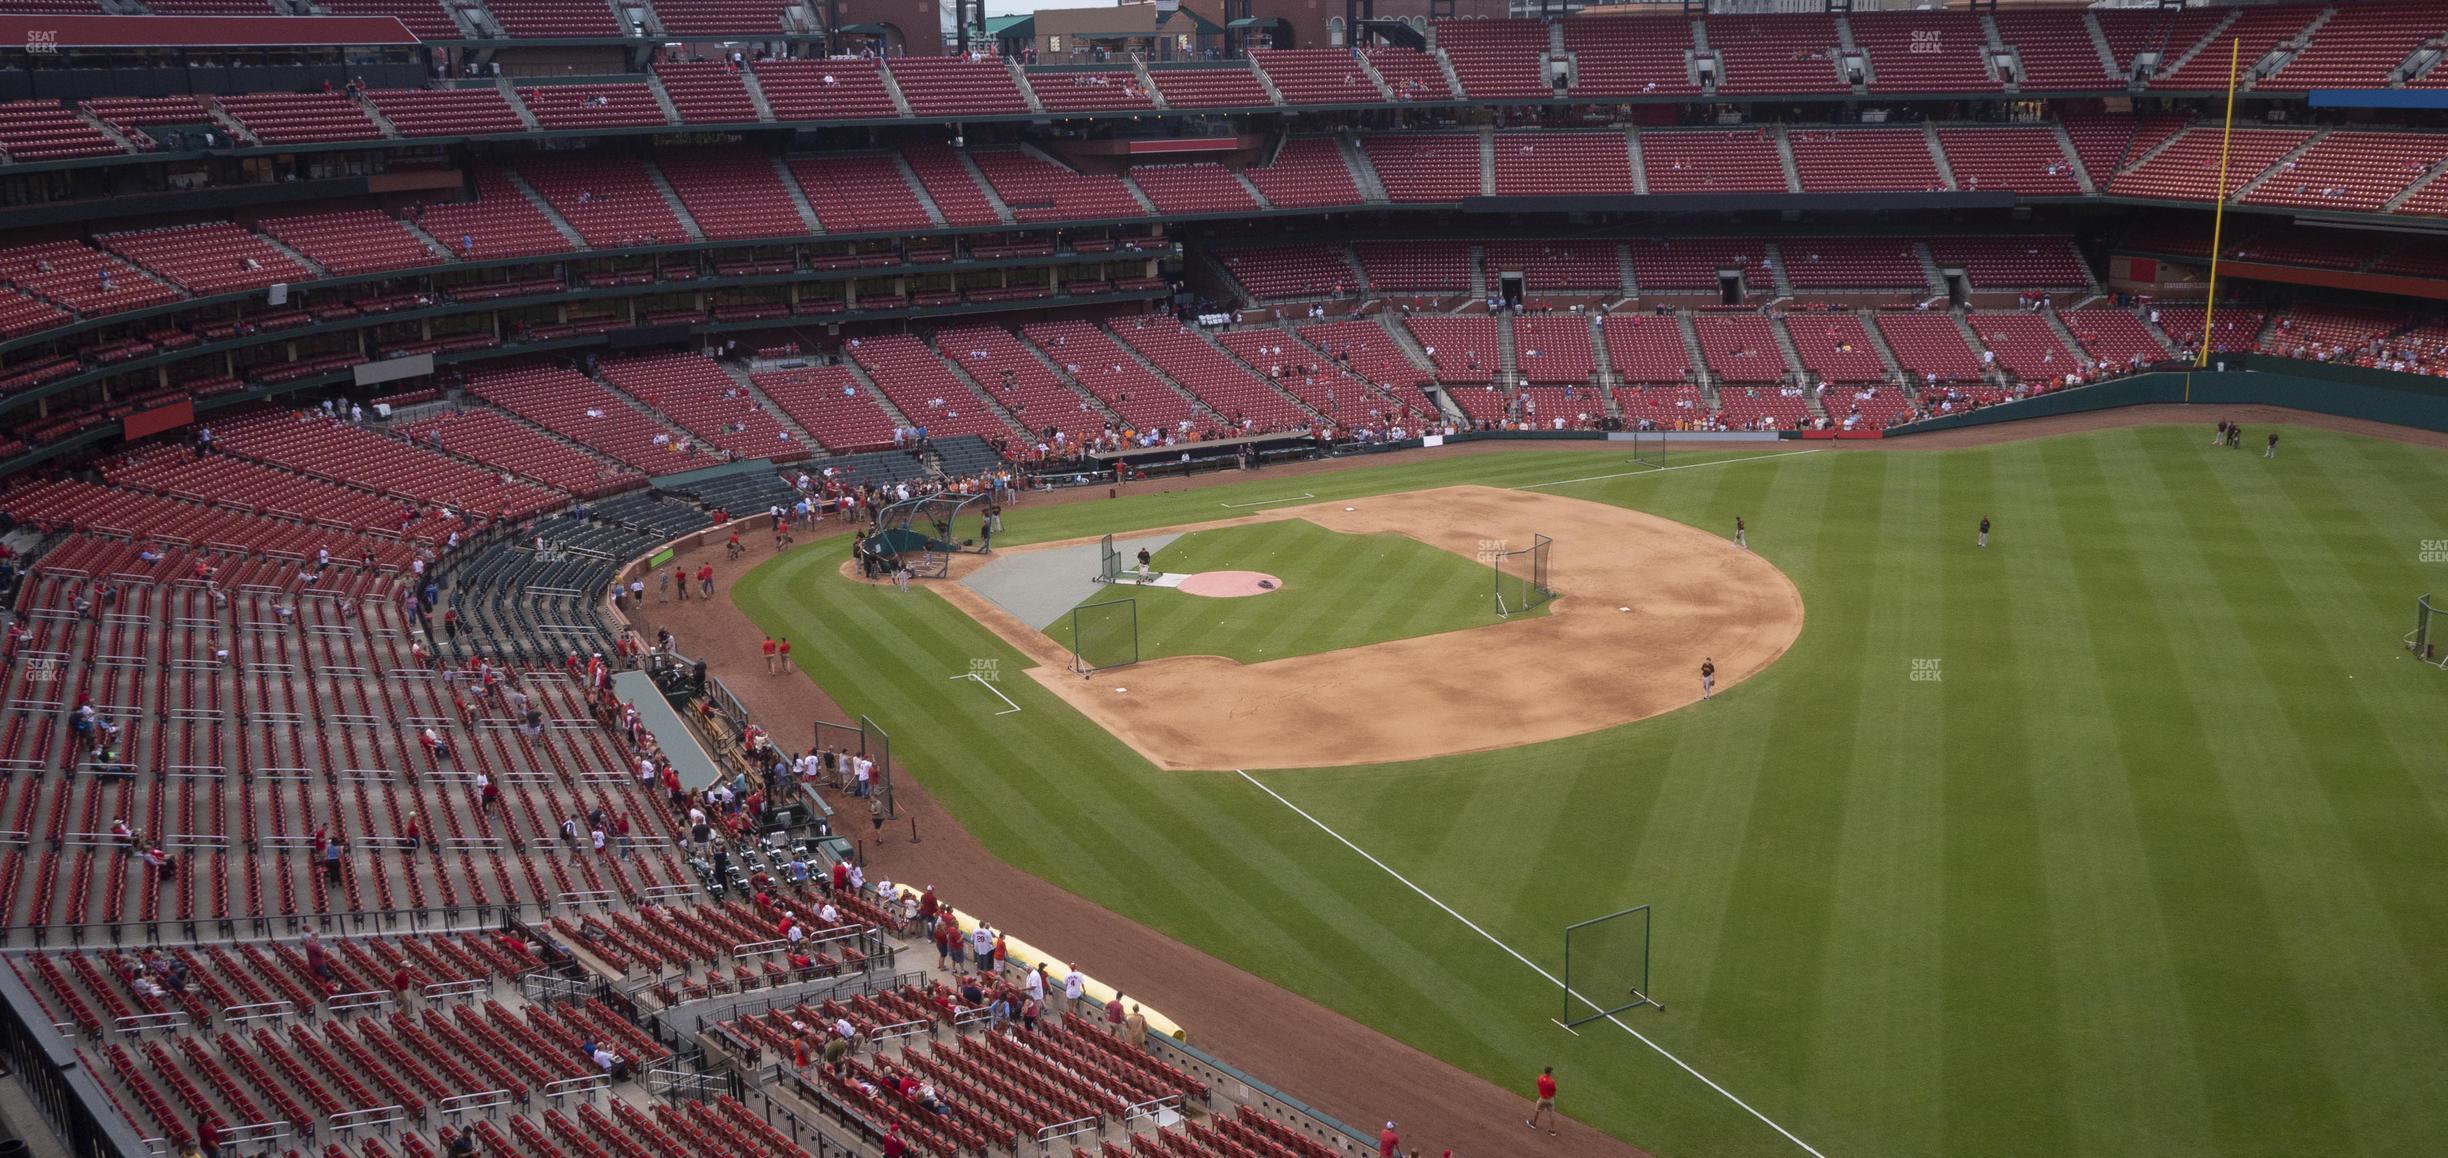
[736,67,777,122]
[640,161,708,243]
[767,156,826,233]
[1857,309,1908,383]
[1337,135,1390,204]
[502,169,590,251]
[888,152,952,229]
[2051,120,2098,191]
[951,150,1019,225]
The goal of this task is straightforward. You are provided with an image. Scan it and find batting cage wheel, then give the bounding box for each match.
[2409,594,2448,670]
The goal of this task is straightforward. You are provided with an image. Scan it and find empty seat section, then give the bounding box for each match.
[1598,314,1690,384]
[752,59,899,119]
[2090,9,2171,82]
[0,101,122,162]
[0,287,70,340]
[315,0,459,38]
[655,150,807,240]
[417,169,571,260]
[1364,49,1455,100]
[1966,312,2079,380]
[511,155,686,247]
[2238,131,2448,212]
[2152,304,2264,354]
[1244,138,1362,208]
[2106,127,2311,201]
[2059,112,2188,186]
[1217,245,1354,299]
[1435,19,1550,99]
[257,210,440,276]
[1360,134,1479,202]
[1023,319,1204,432]
[1400,316,1499,383]
[969,149,1141,221]
[1110,321,1307,430]
[2154,6,2318,90]
[0,240,179,317]
[654,0,784,36]
[652,61,761,123]
[517,84,668,130]
[2263,304,2408,359]
[936,325,1104,440]
[1935,126,2082,195]
[749,365,902,452]
[1628,238,1768,294]
[1691,313,1788,384]
[1027,71,1152,112]
[1873,313,1986,382]
[1790,128,1941,192]
[1709,15,1845,93]
[209,409,562,519]
[1148,64,1272,108]
[1851,12,1998,92]
[364,87,526,136]
[1354,241,1470,293]
[1482,241,1620,292]
[598,352,798,459]
[1925,236,2087,289]
[899,143,1004,226]
[214,92,382,144]
[789,153,934,232]
[464,363,692,470]
[96,223,313,295]
[1253,49,1383,104]
[1785,313,1889,384]
[1511,316,1596,384]
[1995,11,2118,91]
[886,58,1028,116]
[485,0,622,36]
[1216,328,1421,429]
[1494,132,1633,195]
[1779,238,1926,291]
[1563,16,1699,96]
[849,334,1018,440]
[79,96,211,150]
[2057,308,2168,368]
[1296,319,1434,404]
[1639,128,1787,193]
[1128,163,1258,215]
[399,407,641,496]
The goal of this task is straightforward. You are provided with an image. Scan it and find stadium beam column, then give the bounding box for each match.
[1224,0,1251,57]
[1344,0,1369,48]
[954,0,976,56]
[2192,36,2245,397]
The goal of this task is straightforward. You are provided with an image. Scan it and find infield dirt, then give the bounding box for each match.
[919,484,1806,770]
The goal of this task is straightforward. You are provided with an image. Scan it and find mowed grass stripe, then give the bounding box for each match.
[1705,453,1886,1093]
[2026,437,2217,1156]
[1933,441,2074,1156]
[2094,434,2355,1156]
[2138,434,2448,1152]
[1806,452,1947,1155]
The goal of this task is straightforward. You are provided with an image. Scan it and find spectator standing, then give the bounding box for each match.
[1527,1065,1559,1134]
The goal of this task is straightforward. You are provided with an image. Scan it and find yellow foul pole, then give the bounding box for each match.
[2194,37,2245,384]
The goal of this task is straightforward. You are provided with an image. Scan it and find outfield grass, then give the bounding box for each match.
[1056,519,1539,664]
[734,431,2448,1158]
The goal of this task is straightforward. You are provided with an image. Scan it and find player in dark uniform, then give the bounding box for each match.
[1733,516,1747,550]
[1978,516,1991,548]
[1699,657,1716,700]
[2266,431,2279,459]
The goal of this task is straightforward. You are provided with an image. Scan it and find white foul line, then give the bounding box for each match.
[1218,492,1316,509]
[1236,769,1829,1158]
[1516,447,1827,491]
[947,672,1022,715]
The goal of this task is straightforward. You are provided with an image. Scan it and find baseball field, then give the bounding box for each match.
[734,425,2448,1158]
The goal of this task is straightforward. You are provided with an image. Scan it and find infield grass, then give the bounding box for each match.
[734,431,2448,1158]
[1056,520,1540,664]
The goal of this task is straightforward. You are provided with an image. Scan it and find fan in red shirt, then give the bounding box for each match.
[1527,1065,1559,1134]
[1377,1121,1400,1157]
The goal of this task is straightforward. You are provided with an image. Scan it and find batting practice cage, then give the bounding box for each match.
[1494,532,1556,617]
[1555,904,1662,1032]
[870,490,994,578]
[1066,597,1140,674]
[2410,594,2447,669]
[1095,533,1122,583]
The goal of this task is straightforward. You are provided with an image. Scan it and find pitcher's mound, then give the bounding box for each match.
[1178,571,1282,598]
